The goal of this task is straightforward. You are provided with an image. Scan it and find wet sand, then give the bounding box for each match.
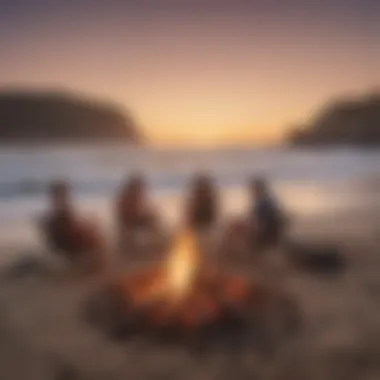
[0,208,380,380]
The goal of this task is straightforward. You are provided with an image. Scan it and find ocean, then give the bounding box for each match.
[0,145,380,249]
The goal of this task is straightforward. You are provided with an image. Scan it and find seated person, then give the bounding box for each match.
[41,181,106,272]
[249,177,287,249]
[185,173,219,232]
[115,174,160,253]
[220,177,287,258]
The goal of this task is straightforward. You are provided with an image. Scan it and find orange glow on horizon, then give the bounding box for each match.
[145,124,283,146]
[1,3,378,147]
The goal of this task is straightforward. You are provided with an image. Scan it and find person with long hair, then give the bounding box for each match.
[115,174,159,255]
[249,177,288,250]
[183,173,220,262]
[41,180,106,273]
[220,176,288,261]
[185,173,219,232]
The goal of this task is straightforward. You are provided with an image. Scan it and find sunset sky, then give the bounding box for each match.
[0,0,379,145]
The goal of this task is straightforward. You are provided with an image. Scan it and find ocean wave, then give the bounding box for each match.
[0,148,380,199]
[0,168,284,199]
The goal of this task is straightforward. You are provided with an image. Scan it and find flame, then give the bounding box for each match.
[165,230,199,300]
[120,230,200,306]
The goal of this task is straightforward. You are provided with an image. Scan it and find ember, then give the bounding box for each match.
[86,229,268,345]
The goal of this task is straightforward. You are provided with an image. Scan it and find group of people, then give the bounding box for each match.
[40,173,287,273]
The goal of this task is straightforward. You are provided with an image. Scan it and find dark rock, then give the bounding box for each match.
[3,256,48,279]
[284,240,346,273]
[0,90,141,145]
[287,92,380,147]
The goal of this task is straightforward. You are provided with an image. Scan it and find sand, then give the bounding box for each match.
[0,209,380,380]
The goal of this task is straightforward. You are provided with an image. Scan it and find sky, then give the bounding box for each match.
[0,0,379,146]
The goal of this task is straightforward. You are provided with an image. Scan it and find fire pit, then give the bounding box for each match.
[85,230,295,348]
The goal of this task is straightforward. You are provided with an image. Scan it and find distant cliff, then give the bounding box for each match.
[0,91,141,144]
[288,93,380,147]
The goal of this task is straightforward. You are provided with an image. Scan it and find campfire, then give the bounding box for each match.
[86,229,268,345]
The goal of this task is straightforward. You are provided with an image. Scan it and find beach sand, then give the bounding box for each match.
[0,209,379,380]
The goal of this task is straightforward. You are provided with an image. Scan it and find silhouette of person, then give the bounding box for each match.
[219,176,287,260]
[185,173,219,231]
[249,177,287,249]
[115,174,159,254]
[41,180,106,272]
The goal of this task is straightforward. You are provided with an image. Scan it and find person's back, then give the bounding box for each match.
[42,181,105,272]
[43,181,77,253]
[186,174,219,231]
[250,178,286,249]
[117,175,156,231]
[45,209,76,254]
[116,174,161,255]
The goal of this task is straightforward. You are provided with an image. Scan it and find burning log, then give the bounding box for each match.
[85,229,299,347]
